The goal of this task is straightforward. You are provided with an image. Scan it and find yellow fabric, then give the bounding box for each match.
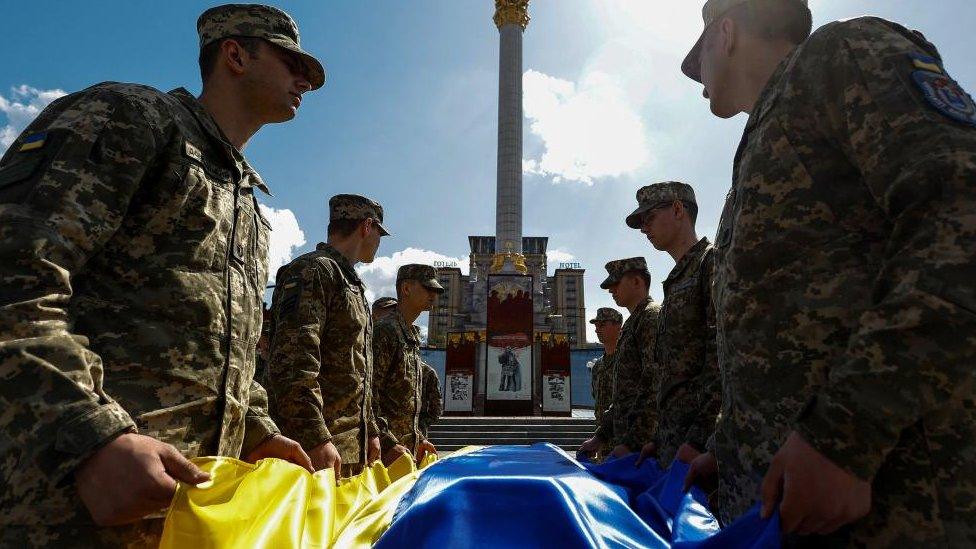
[160,453,438,549]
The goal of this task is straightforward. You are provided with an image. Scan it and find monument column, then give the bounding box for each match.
[492,0,529,274]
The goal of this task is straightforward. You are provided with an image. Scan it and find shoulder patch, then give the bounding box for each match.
[911,59,976,127]
[18,132,47,152]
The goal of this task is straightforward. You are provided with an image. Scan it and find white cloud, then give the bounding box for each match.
[259,205,306,282]
[522,69,649,185]
[0,85,66,156]
[546,249,575,265]
[356,247,469,304]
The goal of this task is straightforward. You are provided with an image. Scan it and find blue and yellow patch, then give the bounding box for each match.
[18,132,47,152]
[910,53,976,127]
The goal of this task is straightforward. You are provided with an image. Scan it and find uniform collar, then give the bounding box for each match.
[168,87,271,196]
[629,296,653,317]
[664,237,710,287]
[393,308,421,346]
[316,242,364,286]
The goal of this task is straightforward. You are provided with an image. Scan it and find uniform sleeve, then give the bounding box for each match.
[794,20,976,480]
[0,89,158,484]
[683,252,721,450]
[370,323,400,450]
[241,379,280,456]
[266,262,332,451]
[618,309,660,450]
[419,365,443,436]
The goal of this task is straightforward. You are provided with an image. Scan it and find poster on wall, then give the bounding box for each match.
[485,274,534,415]
[444,332,477,414]
[540,333,572,415]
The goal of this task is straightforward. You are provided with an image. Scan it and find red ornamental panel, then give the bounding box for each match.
[485,274,534,415]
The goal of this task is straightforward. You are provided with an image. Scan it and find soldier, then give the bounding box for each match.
[627,182,719,469]
[418,360,443,446]
[371,296,399,322]
[588,308,623,439]
[681,0,976,544]
[0,4,320,544]
[577,258,660,460]
[267,194,407,477]
[372,265,444,463]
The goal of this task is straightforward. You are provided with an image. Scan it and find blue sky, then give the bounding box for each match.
[3,1,975,342]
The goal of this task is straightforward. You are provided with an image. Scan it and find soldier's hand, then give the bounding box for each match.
[416,440,437,463]
[575,436,601,461]
[75,433,210,526]
[675,443,702,464]
[367,436,381,464]
[244,434,313,473]
[760,431,871,534]
[610,444,634,459]
[682,451,718,493]
[634,441,657,467]
[382,444,410,467]
[309,441,342,478]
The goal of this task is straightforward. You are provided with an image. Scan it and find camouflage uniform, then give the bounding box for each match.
[419,360,443,438]
[589,307,623,428]
[266,195,390,469]
[372,265,445,454]
[594,258,661,451]
[0,6,324,543]
[627,182,720,466]
[703,16,976,545]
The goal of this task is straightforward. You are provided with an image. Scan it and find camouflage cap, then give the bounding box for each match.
[396,264,445,293]
[600,257,651,289]
[197,4,326,90]
[590,307,624,325]
[681,0,809,82]
[371,296,398,312]
[329,194,390,236]
[625,181,697,229]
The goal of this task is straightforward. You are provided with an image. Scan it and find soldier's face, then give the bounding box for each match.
[595,321,621,344]
[243,42,312,123]
[699,20,739,119]
[402,281,438,312]
[640,204,680,251]
[358,219,383,263]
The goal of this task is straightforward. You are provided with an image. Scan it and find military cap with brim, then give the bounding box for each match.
[329,194,390,236]
[681,0,809,83]
[625,181,697,229]
[198,3,326,90]
[372,296,398,312]
[590,307,624,324]
[397,264,445,293]
[600,257,650,289]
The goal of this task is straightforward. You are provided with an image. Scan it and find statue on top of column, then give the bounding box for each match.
[493,0,530,30]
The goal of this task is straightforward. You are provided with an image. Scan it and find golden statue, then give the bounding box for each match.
[493,0,530,30]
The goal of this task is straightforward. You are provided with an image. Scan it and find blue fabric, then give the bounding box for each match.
[375,444,782,548]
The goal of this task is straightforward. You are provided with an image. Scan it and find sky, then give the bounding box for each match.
[3,0,975,343]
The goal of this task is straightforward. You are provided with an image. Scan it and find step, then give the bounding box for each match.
[433,417,594,426]
[429,425,594,434]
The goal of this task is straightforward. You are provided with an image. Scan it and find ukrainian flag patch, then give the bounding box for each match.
[18,132,47,152]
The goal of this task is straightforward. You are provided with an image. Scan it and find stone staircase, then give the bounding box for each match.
[428,416,596,453]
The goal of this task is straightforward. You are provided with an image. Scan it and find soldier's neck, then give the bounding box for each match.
[626,295,649,314]
[398,303,423,325]
[198,87,261,150]
[740,40,797,114]
[667,231,700,263]
[326,236,361,267]
[604,337,618,356]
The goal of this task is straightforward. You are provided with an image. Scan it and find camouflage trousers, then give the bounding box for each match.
[1,518,165,548]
